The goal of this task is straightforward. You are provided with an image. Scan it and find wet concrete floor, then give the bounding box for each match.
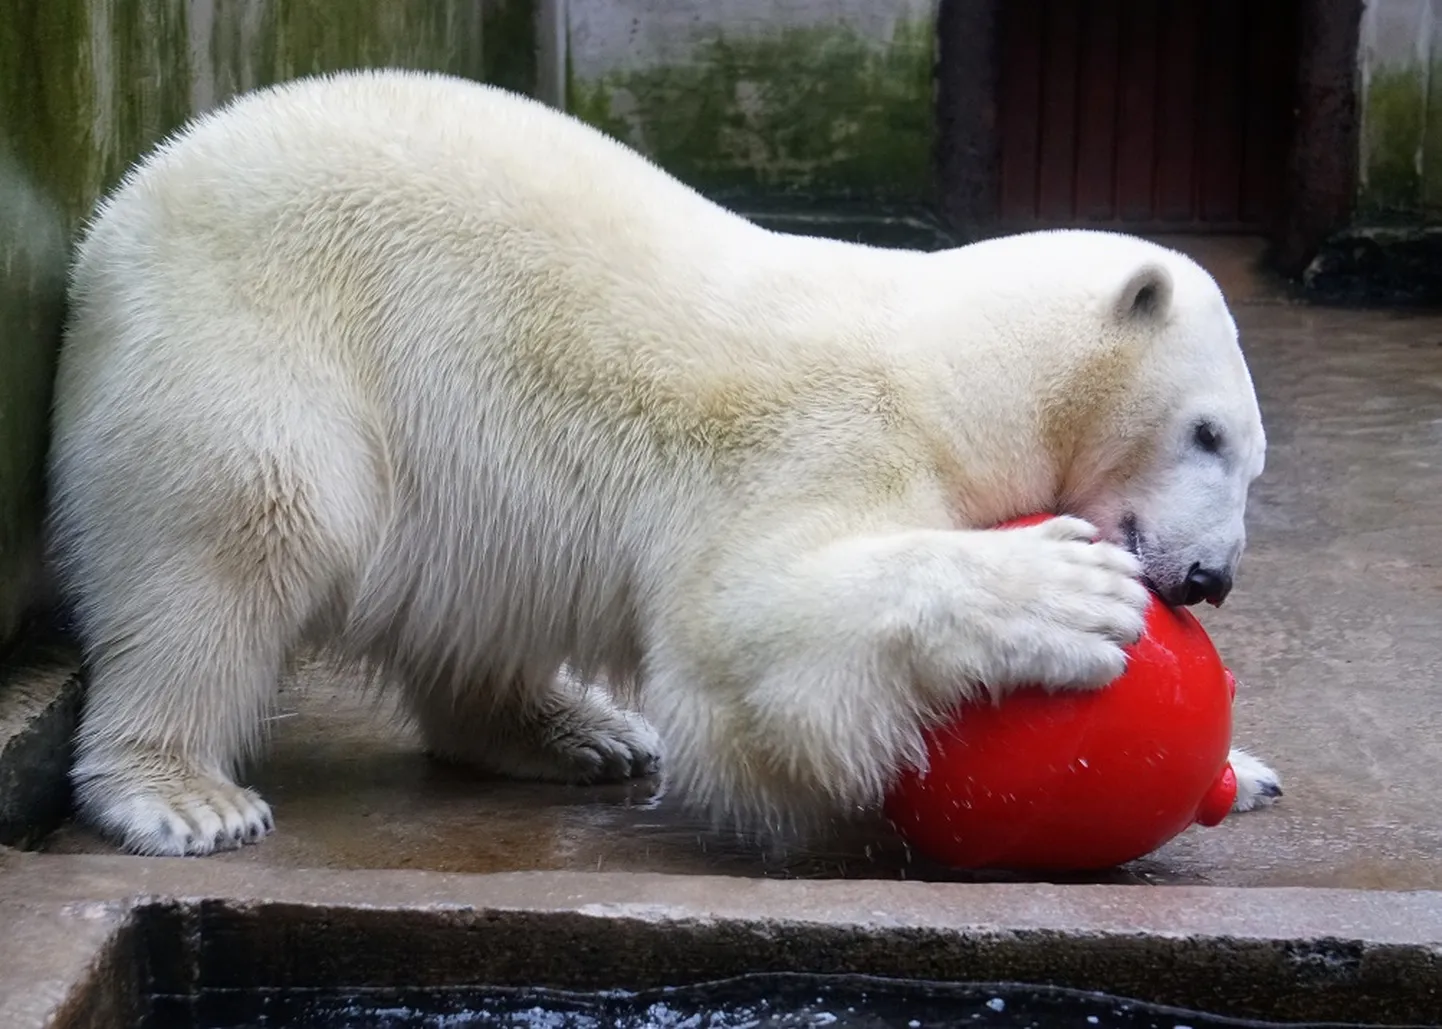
[38,249,1442,891]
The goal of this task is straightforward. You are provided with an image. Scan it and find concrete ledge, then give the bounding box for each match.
[1303,226,1442,306]
[0,636,84,847]
[2,853,1442,1027]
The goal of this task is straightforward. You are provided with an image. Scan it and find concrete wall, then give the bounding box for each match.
[560,0,939,203]
[0,0,537,657]
[1357,0,1442,219]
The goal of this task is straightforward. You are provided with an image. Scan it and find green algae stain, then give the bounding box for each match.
[568,19,935,202]
[1357,58,1442,224]
[1424,59,1442,217]
[1,0,511,235]
[0,0,193,231]
[0,0,535,648]
[205,0,489,105]
[0,0,194,644]
[1361,64,1427,219]
[0,141,67,644]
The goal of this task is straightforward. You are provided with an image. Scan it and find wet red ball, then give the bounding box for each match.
[883,514,1238,871]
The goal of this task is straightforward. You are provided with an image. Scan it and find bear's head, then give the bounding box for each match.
[1044,234,1267,608]
[922,229,1266,608]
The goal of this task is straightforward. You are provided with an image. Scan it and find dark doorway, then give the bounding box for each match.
[994,0,1300,234]
[936,0,1362,273]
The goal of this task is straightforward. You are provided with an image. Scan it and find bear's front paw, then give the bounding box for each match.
[1228,747,1283,813]
[958,515,1149,693]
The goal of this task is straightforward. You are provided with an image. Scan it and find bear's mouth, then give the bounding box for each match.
[1120,512,1143,560]
[1120,513,1160,593]
[1120,513,1229,608]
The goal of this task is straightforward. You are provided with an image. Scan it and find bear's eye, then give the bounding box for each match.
[1193,420,1223,454]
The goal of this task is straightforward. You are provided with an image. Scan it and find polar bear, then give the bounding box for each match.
[48,69,1281,857]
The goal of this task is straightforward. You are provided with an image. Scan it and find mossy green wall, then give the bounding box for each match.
[1362,65,1427,216]
[0,0,536,655]
[566,10,936,203]
[1356,0,1442,222]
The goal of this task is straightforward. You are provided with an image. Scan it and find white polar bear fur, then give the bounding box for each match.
[48,68,1280,858]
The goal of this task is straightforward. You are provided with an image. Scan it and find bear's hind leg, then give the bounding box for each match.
[71,573,292,857]
[61,444,375,857]
[409,668,661,784]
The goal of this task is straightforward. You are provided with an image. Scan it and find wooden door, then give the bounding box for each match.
[997,0,1300,232]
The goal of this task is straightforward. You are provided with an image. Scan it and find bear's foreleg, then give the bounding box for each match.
[646,514,1149,830]
[69,571,289,857]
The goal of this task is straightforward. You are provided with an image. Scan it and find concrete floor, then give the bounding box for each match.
[38,243,1442,890]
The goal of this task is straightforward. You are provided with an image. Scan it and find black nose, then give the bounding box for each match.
[1181,565,1233,607]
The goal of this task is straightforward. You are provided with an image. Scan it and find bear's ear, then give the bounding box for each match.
[1114,263,1173,322]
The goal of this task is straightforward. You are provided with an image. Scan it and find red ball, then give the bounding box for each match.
[883,514,1238,871]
